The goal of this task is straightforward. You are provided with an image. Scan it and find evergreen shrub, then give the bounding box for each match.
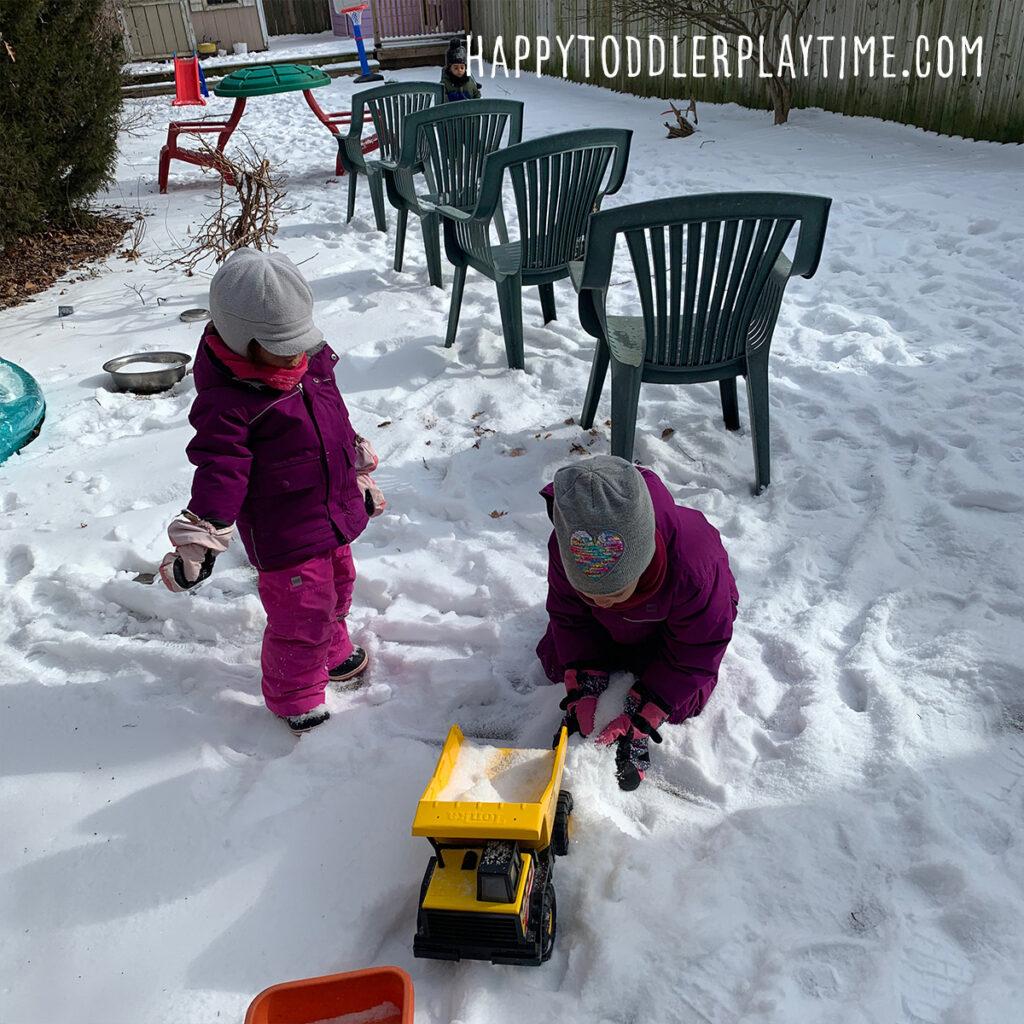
[0,0,124,247]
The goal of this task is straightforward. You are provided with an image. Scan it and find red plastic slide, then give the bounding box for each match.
[172,53,207,107]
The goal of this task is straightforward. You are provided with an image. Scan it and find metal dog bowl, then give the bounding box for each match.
[102,351,191,394]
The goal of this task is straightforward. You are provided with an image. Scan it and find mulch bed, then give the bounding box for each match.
[0,213,134,312]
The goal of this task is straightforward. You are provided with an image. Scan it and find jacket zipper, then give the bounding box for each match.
[299,383,350,543]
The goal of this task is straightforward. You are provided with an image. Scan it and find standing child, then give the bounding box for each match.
[159,248,384,734]
[440,38,481,102]
[537,456,738,790]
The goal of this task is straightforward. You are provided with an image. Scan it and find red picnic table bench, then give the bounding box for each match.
[158,63,380,193]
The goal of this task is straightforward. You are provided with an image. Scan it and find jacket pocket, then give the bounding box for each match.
[247,456,325,500]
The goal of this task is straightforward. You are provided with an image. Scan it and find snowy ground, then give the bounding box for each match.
[2,34,1024,1024]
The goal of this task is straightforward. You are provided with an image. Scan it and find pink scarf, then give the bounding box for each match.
[205,330,308,391]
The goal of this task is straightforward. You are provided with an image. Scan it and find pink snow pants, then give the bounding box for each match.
[256,545,356,717]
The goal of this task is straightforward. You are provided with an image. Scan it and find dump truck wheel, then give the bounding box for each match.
[552,790,573,856]
[540,884,557,963]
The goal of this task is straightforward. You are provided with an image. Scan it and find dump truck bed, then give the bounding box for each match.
[412,726,568,847]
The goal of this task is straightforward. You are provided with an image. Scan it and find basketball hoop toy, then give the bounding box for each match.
[335,3,384,83]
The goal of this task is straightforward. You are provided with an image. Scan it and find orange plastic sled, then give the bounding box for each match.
[244,966,414,1024]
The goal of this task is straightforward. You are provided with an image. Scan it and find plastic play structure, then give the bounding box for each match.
[0,357,45,465]
[411,725,573,965]
[159,63,380,192]
[171,52,209,107]
[245,965,413,1024]
[335,3,383,82]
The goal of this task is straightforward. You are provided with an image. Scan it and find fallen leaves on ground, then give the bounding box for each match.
[0,213,131,311]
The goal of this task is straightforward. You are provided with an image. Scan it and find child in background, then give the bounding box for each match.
[537,456,738,790]
[159,248,384,734]
[440,37,481,102]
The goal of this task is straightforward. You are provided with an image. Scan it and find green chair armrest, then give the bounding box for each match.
[605,316,646,368]
[435,204,475,223]
[771,252,793,282]
[567,261,586,292]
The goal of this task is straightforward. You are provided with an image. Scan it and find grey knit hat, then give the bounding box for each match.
[208,248,323,357]
[552,456,656,596]
[446,38,467,66]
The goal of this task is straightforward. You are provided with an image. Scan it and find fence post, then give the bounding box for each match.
[370,0,387,47]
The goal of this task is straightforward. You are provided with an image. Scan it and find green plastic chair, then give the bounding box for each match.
[384,99,525,289]
[436,128,632,370]
[572,192,831,493]
[337,82,443,231]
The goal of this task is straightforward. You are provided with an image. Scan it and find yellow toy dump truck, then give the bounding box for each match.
[411,725,573,966]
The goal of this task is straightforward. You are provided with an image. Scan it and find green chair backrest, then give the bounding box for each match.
[470,129,632,271]
[352,82,445,163]
[400,99,525,209]
[579,192,831,367]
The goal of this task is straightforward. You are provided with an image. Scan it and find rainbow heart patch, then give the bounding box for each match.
[570,529,624,577]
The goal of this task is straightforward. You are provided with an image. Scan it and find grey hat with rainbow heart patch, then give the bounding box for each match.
[552,455,656,596]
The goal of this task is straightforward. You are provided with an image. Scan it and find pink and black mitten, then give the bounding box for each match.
[552,668,610,746]
[159,512,234,592]
[595,684,672,790]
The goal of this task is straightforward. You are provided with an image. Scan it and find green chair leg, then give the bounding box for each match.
[539,282,557,324]
[422,212,442,289]
[581,336,610,429]
[346,171,358,223]
[367,170,388,232]
[393,208,408,272]
[445,264,467,348]
[719,377,740,431]
[608,358,644,462]
[745,357,771,493]
[495,274,525,370]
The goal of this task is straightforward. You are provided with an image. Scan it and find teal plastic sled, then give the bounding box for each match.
[0,357,45,465]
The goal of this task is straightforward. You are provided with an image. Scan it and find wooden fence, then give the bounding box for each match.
[468,0,1023,144]
[370,0,468,43]
[262,0,332,37]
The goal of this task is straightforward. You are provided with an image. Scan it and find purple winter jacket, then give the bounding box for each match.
[537,468,738,722]
[185,331,369,571]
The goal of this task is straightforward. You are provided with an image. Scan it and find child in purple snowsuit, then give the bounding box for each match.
[159,248,384,734]
[537,456,738,790]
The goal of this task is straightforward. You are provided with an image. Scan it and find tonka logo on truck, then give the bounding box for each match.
[445,808,500,823]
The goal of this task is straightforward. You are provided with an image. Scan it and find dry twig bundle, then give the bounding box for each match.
[663,100,698,139]
[167,137,288,275]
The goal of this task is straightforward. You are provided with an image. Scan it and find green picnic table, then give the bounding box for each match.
[159,63,378,192]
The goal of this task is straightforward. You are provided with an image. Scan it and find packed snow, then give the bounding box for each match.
[433,741,554,803]
[2,31,1023,1024]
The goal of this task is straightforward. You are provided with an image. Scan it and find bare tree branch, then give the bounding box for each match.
[161,137,289,275]
[614,0,813,123]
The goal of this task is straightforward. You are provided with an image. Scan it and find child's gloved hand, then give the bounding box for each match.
[596,685,673,790]
[358,473,386,517]
[353,435,385,517]
[159,513,234,592]
[556,668,610,741]
[595,684,671,747]
[353,435,379,473]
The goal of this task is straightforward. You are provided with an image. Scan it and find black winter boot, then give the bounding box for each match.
[328,646,368,684]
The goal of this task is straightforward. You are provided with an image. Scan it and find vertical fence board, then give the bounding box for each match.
[262,0,331,37]
[987,0,1024,141]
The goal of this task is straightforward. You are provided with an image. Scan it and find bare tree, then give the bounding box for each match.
[618,0,813,125]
